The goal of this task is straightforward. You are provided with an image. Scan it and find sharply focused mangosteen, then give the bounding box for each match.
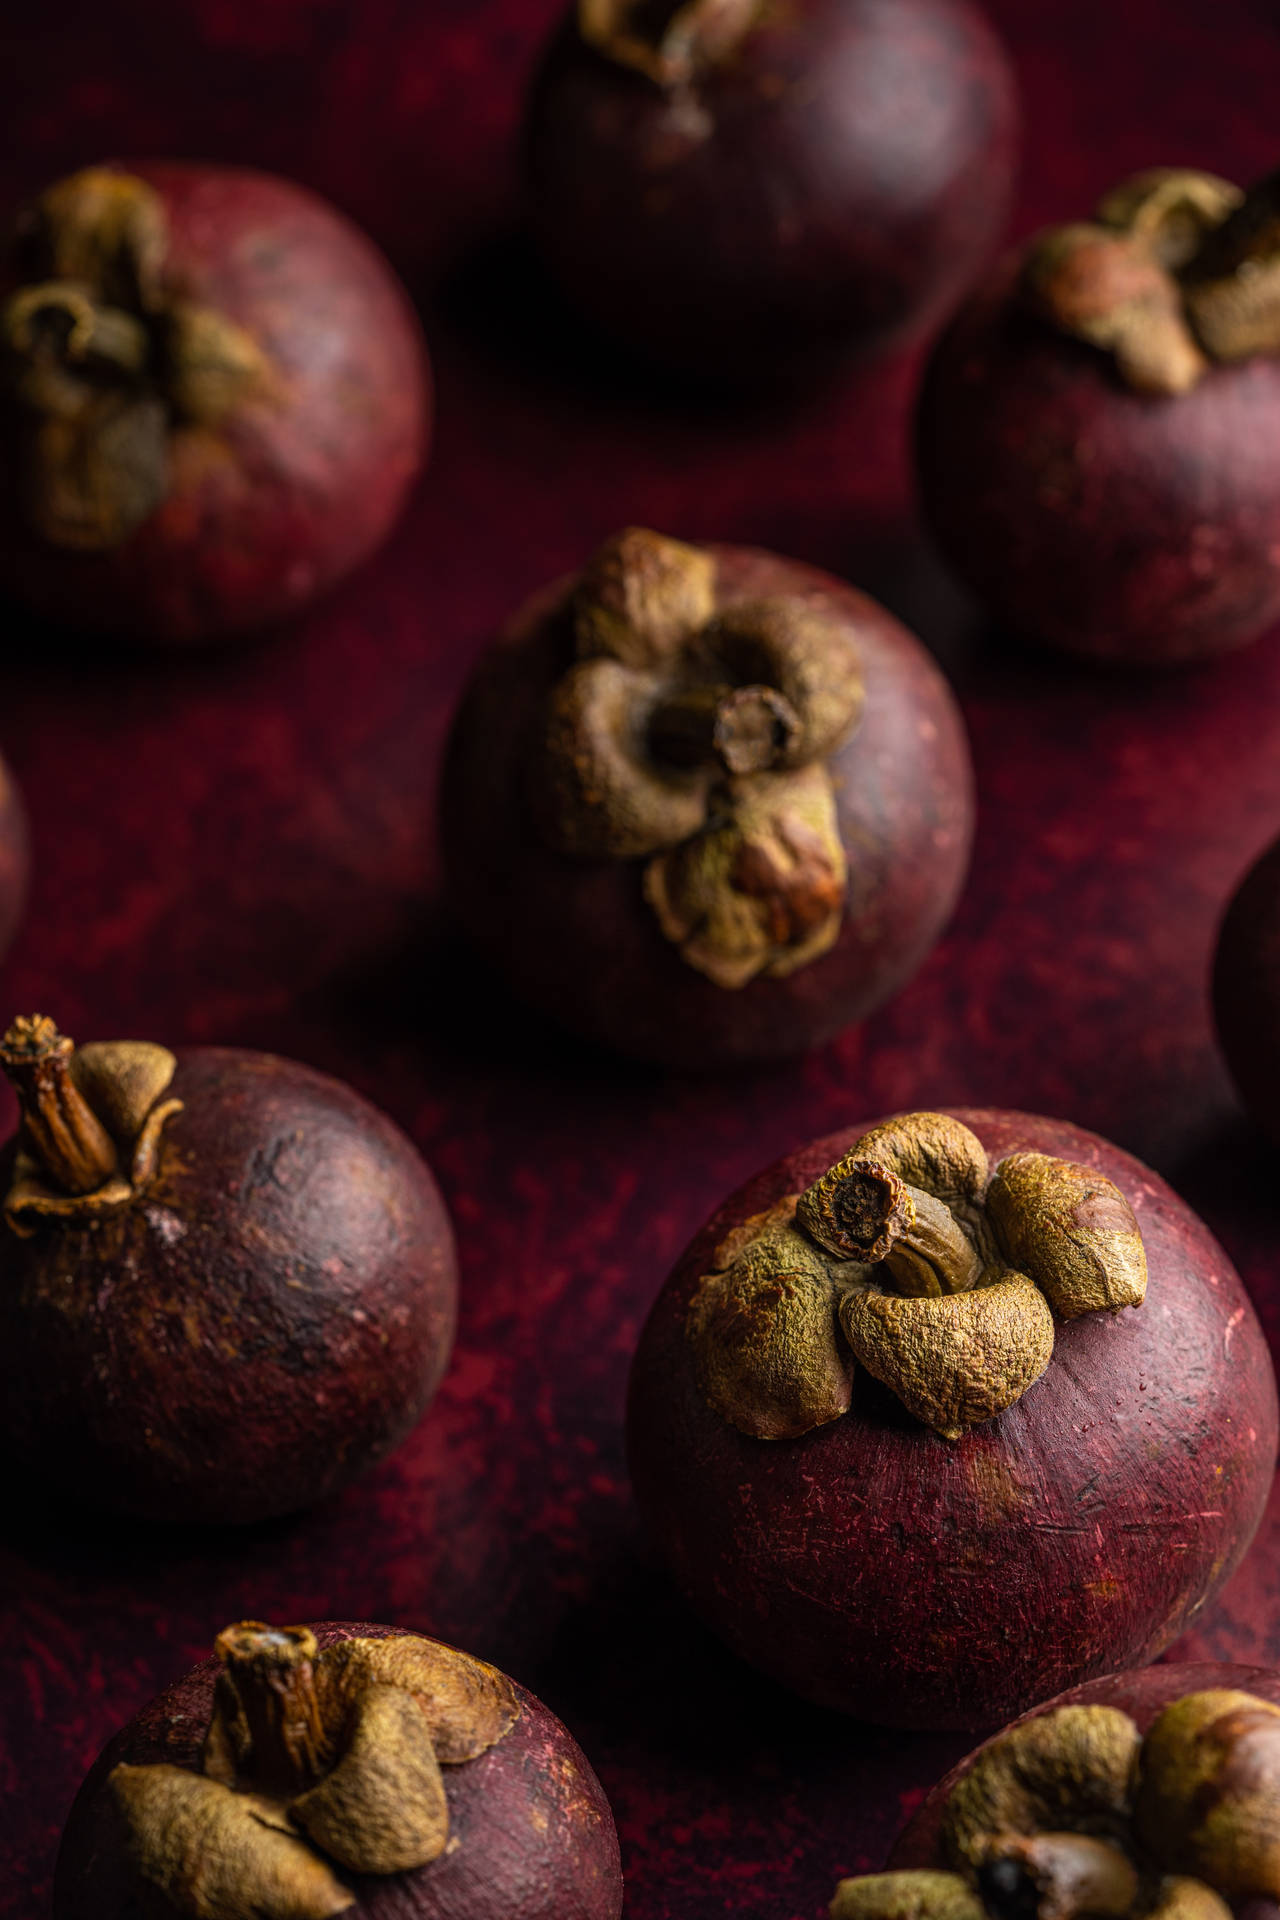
[0,1015,456,1524]
[523,0,1018,383]
[860,1661,1280,1920]
[627,1109,1278,1729]
[441,527,973,1067]
[54,1617,624,1920]
[919,166,1280,665]
[1214,832,1280,1144]
[0,163,430,642]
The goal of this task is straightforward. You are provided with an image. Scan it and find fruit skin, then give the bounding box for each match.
[888,1661,1280,1871]
[917,255,1280,666]
[0,754,27,963]
[524,0,1018,383]
[1215,834,1280,1144]
[441,544,973,1069]
[0,162,430,644]
[626,1109,1278,1730]
[52,1621,625,1920]
[0,1049,457,1525]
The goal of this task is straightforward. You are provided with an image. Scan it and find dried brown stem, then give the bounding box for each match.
[648,682,802,774]
[0,1015,119,1195]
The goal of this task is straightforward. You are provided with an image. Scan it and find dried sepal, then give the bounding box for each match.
[701,597,865,769]
[536,657,711,859]
[984,1153,1147,1319]
[1133,1690,1280,1898]
[830,1871,986,1920]
[643,763,846,989]
[840,1273,1054,1438]
[29,167,168,311]
[108,1763,354,1920]
[1143,1878,1234,1920]
[837,1113,990,1215]
[1095,169,1242,269]
[577,0,766,89]
[290,1682,449,1873]
[166,301,270,426]
[573,527,716,668]
[1182,172,1280,364]
[71,1040,177,1147]
[943,1705,1142,1869]
[975,1832,1139,1920]
[1021,223,1206,396]
[322,1632,522,1765]
[686,1219,854,1439]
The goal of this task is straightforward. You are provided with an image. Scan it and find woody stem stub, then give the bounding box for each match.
[214,1624,332,1797]
[578,0,765,85]
[648,682,801,774]
[0,1016,119,1194]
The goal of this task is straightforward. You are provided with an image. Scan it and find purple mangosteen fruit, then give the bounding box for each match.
[524,0,1018,383]
[54,1618,624,1920]
[440,527,973,1068]
[918,166,1280,665]
[627,1108,1278,1728]
[0,1014,457,1524]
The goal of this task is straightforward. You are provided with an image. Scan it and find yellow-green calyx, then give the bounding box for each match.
[831,1690,1280,1920]
[0,1013,183,1235]
[1,167,267,549]
[109,1621,522,1919]
[1021,165,1280,395]
[532,527,865,989]
[577,0,767,89]
[687,1112,1147,1440]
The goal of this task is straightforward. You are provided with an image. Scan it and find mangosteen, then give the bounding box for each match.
[918,166,1280,665]
[1214,832,1280,1142]
[0,1015,456,1524]
[523,0,1018,384]
[54,1617,624,1920]
[0,162,430,642]
[440,527,973,1067]
[864,1661,1280,1920]
[626,1108,1278,1728]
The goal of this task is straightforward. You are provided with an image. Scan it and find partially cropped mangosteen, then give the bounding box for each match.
[1214,832,1280,1143]
[919,166,1280,665]
[524,0,1018,383]
[0,163,430,642]
[0,1015,456,1524]
[627,1109,1278,1729]
[862,1661,1280,1920]
[441,527,973,1067]
[54,1617,624,1920]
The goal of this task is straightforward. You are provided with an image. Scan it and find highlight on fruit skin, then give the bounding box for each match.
[0,161,431,642]
[53,1619,625,1920]
[626,1109,1278,1728]
[875,1662,1280,1920]
[0,1013,458,1523]
[441,526,974,1068]
[524,0,1019,384]
[918,163,1280,665]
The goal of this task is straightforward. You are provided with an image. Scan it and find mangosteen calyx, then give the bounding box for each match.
[1,167,268,549]
[532,527,865,989]
[831,1691,1280,1920]
[576,0,766,90]
[1021,165,1280,396]
[686,1111,1147,1441]
[107,1620,522,1917]
[0,1014,183,1235]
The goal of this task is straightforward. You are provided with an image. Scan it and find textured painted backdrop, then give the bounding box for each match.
[4,2,1280,1915]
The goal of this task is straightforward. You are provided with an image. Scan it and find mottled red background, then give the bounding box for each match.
[4,2,1280,1915]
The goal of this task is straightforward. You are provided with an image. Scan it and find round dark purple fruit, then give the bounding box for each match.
[0,1015,456,1524]
[856,1662,1280,1920]
[441,527,974,1068]
[0,163,430,643]
[919,166,1280,665]
[1215,832,1280,1144]
[524,0,1018,383]
[627,1107,1278,1729]
[54,1617,624,1920]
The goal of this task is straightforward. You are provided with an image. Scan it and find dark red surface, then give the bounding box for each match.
[6,4,1280,1919]
[628,1110,1278,1730]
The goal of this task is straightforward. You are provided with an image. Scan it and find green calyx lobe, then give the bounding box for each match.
[687,1112,1147,1441]
[831,1690,1280,1920]
[533,527,865,990]
[1021,165,1280,394]
[1,166,267,549]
